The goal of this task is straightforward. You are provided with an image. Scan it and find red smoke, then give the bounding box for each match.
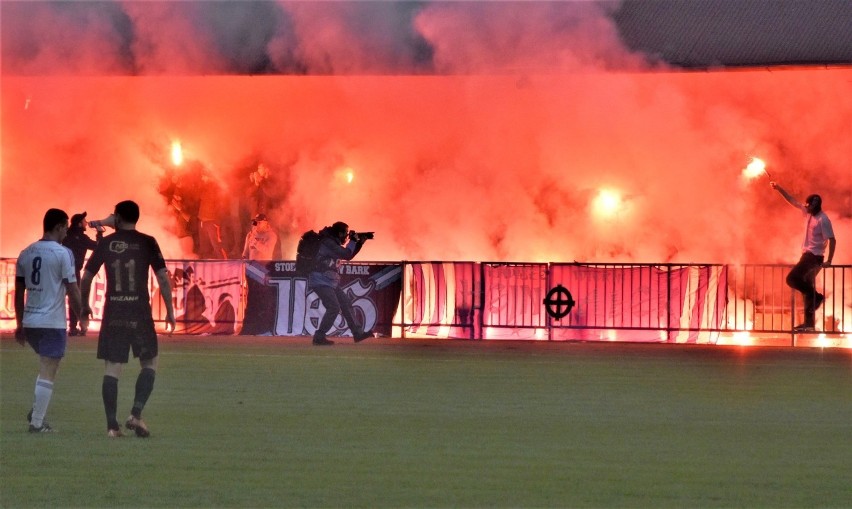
[2,70,850,263]
[1,1,849,263]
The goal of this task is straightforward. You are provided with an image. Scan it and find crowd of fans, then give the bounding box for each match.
[157,161,281,260]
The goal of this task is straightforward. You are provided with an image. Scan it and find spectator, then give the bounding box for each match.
[197,174,228,259]
[62,211,102,335]
[770,181,836,331]
[242,213,280,260]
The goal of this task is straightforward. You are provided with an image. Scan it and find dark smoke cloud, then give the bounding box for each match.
[2,1,433,75]
[3,1,648,76]
[414,1,648,73]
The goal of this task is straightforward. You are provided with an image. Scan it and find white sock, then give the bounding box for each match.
[31,377,54,427]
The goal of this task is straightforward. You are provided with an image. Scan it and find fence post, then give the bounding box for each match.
[666,265,672,342]
[478,262,486,340]
[401,261,407,339]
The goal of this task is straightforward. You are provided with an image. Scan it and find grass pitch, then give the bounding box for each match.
[1,336,850,508]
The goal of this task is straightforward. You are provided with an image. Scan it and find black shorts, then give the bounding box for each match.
[97,316,158,363]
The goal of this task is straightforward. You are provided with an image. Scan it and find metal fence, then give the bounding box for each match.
[3,258,850,348]
[396,262,851,348]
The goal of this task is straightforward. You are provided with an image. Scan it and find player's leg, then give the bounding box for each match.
[30,356,62,430]
[103,360,125,436]
[98,328,131,436]
[25,328,65,432]
[125,353,158,438]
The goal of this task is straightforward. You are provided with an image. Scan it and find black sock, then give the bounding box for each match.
[131,368,156,419]
[102,375,119,430]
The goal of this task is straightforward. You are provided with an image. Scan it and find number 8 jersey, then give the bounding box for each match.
[16,240,77,329]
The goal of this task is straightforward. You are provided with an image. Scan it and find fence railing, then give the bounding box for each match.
[395,262,851,348]
[2,258,849,348]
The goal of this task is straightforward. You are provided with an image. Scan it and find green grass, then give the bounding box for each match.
[2,337,851,508]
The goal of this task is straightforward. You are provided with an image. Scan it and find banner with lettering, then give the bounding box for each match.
[242,261,402,337]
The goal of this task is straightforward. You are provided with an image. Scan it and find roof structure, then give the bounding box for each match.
[614,0,852,68]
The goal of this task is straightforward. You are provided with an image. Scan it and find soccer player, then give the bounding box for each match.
[80,200,176,438]
[15,208,84,433]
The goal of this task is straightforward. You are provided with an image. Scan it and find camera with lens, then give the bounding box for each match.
[349,231,375,241]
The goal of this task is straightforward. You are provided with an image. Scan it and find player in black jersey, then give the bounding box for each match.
[80,200,177,438]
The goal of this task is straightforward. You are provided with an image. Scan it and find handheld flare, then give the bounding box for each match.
[742,157,771,179]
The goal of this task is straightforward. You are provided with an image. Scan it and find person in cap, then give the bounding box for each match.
[770,181,837,331]
[61,211,102,335]
[241,213,280,260]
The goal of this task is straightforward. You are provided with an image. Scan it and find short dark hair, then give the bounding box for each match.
[806,194,822,213]
[331,221,349,237]
[43,208,69,232]
[114,200,140,223]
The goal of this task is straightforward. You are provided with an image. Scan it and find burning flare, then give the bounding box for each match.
[742,157,768,179]
[593,189,622,218]
[171,140,183,166]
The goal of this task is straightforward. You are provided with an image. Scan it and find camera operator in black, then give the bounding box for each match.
[62,212,102,335]
[307,221,373,345]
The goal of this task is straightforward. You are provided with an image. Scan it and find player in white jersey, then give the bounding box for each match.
[15,208,84,433]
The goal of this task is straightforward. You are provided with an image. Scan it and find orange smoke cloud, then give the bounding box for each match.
[1,70,850,264]
[1,2,849,264]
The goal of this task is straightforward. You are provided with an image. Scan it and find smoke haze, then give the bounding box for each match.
[2,1,850,264]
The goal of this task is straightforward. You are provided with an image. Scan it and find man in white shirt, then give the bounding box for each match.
[15,208,84,432]
[241,213,279,260]
[770,182,836,331]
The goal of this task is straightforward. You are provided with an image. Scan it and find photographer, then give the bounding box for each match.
[308,221,373,345]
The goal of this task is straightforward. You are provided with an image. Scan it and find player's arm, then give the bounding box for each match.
[14,277,25,345]
[80,269,95,318]
[155,267,177,332]
[65,280,84,326]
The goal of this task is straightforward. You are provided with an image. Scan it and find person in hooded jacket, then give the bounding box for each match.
[61,212,102,335]
[307,221,373,345]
